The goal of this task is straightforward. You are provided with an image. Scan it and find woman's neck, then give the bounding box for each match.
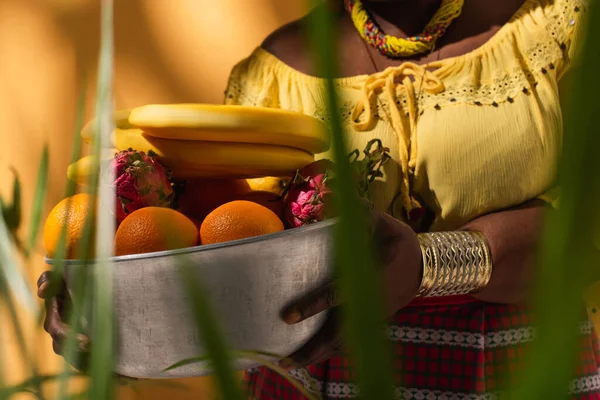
[362,0,444,37]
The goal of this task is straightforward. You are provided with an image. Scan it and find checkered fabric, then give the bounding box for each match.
[244,302,600,399]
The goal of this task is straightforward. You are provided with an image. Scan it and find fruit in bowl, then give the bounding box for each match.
[44,193,97,259]
[112,149,175,223]
[282,138,391,228]
[45,138,390,259]
[41,104,396,378]
[176,178,251,222]
[45,104,392,260]
[200,200,284,245]
[114,207,199,256]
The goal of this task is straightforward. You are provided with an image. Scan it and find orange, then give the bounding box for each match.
[177,179,251,221]
[200,200,284,245]
[114,207,198,256]
[238,191,284,219]
[44,193,96,259]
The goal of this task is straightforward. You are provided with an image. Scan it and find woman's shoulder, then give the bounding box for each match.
[260,16,316,76]
[224,14,326,106]
[226,13,318,84]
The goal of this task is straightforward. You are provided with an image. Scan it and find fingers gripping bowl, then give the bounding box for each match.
[46,219,335,379]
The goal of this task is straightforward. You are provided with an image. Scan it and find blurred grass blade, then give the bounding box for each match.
[513,3,600,399]
[237,351,320,400]
[165,350,320,400]
[177,260,242,399]
[0,192,37,312]
[237,351,321,400]
[87,0,116,398]
[165,349,286,372]
[55,84,89,400]
[57,265,91,400]
[69,391,90,400]
[12,168,21,226]
[0,372,82,398]
[7,167,22,233]
[0,275,42,395]
[0,291,3,396]
[26,144,49,258]
[41,83,87,327]
[122,379,190,393]
[305,1,395,398]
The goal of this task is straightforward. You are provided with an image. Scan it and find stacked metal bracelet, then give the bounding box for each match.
[416,231,493,297]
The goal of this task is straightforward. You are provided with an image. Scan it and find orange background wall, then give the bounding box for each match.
[0,0,307,398]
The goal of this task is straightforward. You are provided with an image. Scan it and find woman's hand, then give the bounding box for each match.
[279,211,422,370]
[38,271,138,384]
[278,200,553,369]
[461,199,547,304]
[37,271,90,370]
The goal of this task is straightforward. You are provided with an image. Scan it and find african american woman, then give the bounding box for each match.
[38,0,598,398]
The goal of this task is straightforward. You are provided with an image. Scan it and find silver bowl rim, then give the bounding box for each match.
[45,218,338,266]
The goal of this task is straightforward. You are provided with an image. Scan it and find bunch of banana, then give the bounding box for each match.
[69,104,330,182]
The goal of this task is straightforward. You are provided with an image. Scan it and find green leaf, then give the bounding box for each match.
[1,169,22,235]
[176,259,242,400]
[9,167,22,233]
[165,350,321,400]
[0,372,82,398]
[0,196,11,234]
[0,197,37,312]
[164,349,285,373]
[236,351,321,400]
[86,0,117,396]
[0,276,42,395]
[511,3,600,399]
[305,2,395,399]
[122,379,190,392]
[26,144,49,258]
[69,391,90,400]
[56,263,91,400]
[41,81,87,329]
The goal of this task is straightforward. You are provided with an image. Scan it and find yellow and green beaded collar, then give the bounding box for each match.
[344,0,465,58]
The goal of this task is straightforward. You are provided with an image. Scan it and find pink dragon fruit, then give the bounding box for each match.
[284,139,390,228]
[285,173,334,228]
[111,149,174,222]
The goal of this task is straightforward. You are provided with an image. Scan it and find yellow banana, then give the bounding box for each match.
[113,128,313,179]
[245,177,287,196]
[67,149,118,184]
[81,109,133,144]
[128,104,330,154]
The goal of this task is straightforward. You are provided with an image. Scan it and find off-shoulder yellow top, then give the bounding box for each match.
[225,0,586,232]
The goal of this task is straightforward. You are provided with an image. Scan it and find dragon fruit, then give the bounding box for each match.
[284,139,390,227]
[111,149,174,222]
[285,173,334,228]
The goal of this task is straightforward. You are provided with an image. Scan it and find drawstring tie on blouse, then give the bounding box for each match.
[350,62,445,218]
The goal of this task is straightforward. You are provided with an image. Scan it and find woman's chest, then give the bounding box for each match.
[412,80,563,229]
[315,77,563,229]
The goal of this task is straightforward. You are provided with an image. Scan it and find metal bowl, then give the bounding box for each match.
[46,219,335,379]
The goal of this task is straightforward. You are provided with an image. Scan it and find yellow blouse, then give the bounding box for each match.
[224,0,586,231]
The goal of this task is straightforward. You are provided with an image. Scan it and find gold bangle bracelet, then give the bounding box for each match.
[416,231,493,297]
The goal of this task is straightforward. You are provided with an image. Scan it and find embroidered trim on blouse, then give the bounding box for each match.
[224,0,587,121]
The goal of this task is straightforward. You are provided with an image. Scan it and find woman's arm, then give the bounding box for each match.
[286,200,547,322]
[462,200,547,304]
[280,201,547,368]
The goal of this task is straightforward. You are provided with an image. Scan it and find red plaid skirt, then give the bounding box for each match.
[244,302,600,399]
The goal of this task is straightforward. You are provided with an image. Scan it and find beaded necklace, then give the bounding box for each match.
[344,0,465,58]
